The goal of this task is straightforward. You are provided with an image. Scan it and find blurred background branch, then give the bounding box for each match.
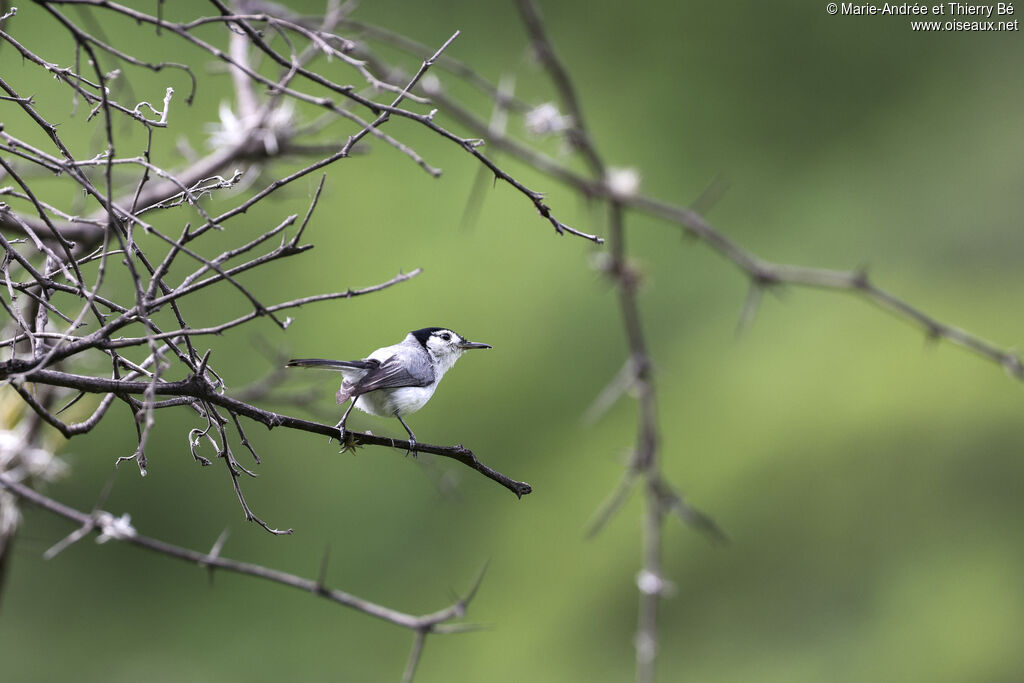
[0,472,485,633]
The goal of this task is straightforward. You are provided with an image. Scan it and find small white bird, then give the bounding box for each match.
[287,327,491,451]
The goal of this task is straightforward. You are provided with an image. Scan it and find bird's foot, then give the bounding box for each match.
[329,420,343,445]
[334,426,357,454]
[405,436,418,458]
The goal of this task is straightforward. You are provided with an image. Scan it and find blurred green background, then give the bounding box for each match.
[3,1,1024,681]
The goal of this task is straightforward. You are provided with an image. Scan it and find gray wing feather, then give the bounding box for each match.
[292,356,433,403]
[350,354,434,395]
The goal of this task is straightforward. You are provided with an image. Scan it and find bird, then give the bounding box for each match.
[286,327,491,452]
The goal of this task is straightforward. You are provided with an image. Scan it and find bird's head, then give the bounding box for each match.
[410,327,491,373]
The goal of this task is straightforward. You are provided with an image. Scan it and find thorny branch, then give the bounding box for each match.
[0,0,602,245]
[1,365,532,499]
[512,1,1018,681]
[0,473,486,671]
[512,3,721,680]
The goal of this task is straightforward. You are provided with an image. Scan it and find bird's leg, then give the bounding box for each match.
[333,398,357,451]
[395,413,417,457]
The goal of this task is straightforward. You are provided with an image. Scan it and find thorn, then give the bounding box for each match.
[736,281,763,337]
[1003,354,1024,379]
[458,558,490,611]
[202,528,230,585]
[316,545,330,593]
[690,173,731,215]
[852,265,871,289]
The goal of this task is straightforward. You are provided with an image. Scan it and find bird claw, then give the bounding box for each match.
[405,436,418,458]
[334,426,357,454]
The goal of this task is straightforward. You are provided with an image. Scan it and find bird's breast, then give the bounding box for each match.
[354,385,437,417]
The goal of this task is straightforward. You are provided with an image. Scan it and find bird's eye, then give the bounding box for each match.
[440,333,451,341]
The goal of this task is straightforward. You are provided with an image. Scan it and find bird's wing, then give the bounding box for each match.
[350,354,434,395]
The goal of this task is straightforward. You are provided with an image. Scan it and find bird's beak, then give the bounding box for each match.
[458,340,492,350]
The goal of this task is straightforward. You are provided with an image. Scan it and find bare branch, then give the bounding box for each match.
[0,473,484,631]
[2,367,532,498]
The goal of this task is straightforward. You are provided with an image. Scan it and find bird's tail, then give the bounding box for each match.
[285,358,375,370]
